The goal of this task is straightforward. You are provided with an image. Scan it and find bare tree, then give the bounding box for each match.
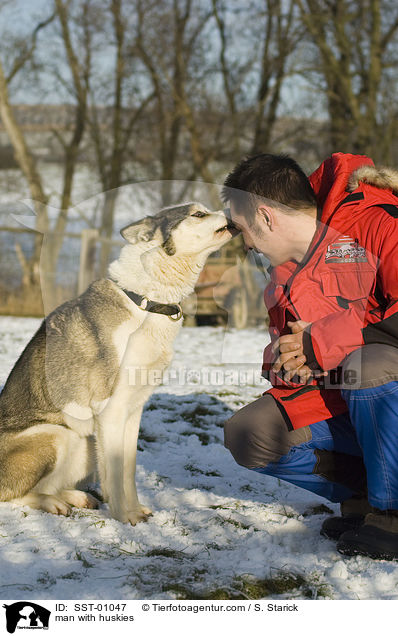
[86,0,155,274]
[0,13,53,291]
[44,0,94,288]
[0,1,96,308]
[295,0,398,159]
[251,0,299,154]
[134,0,219,205]
[210,0,300,159]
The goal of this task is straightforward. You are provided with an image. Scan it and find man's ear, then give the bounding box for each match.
[120,217,158,244]
[257,205,273,230]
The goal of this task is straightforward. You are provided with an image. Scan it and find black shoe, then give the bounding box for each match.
[337,523,398,560]
[320,515,365,541]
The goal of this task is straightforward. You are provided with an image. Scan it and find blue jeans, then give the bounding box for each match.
[253,411,363,503]
[224,345,398,510]
[253,382,398,510]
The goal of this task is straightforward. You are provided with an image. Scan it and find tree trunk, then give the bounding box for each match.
[0,60,49,301]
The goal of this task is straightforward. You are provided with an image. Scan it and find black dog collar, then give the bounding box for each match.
[123,289,183,321]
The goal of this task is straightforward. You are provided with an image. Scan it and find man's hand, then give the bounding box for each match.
[272,320,327,384]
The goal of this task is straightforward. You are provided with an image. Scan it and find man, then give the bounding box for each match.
[222,152,398,560]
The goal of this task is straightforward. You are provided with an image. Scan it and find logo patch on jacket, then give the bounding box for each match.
[325,236,368,263]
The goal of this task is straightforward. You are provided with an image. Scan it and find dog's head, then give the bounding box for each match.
[120,202,239,256]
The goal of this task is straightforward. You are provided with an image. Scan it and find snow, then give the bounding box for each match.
[0,317,397,601]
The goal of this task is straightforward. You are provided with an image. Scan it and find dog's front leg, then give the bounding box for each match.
[123,401,153,526]
[96,399,130,522]
[96,383,154,524]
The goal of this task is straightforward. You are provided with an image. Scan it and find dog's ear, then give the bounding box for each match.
[120,217,158,244]
[156,204,194,255]
[162,234,176,256]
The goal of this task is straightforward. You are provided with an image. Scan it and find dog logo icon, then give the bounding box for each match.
[3,602,50,633]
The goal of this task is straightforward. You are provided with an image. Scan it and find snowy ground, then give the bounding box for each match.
[0,317,397,601]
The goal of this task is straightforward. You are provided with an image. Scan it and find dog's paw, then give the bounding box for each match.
[35,495,73,516]
[126,505,153,526]
[60,489,101,509]
[45,496,73,516]
[11,493,72,516]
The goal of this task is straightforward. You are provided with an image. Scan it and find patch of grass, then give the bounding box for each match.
[184,463,203,475]
[180,405,216,427]
[75,550,94,568]
[163,584,244,600]
[181,429,216,445]
[277,505,298,519]
[164,572,332,601]
[144,403,158,411]
[209,504,234,510]
[215,515,258,532]
[302,504,334,517]
[138,431,157,443]
[0,583,35,592]
[184,464,221,477]
[37,572,57,587]
[88,519,106,528]
[59,572,82,581]
[240,484,253,492]
[217,390,239,397]
[193,484,213,491]
[190,393,223,407]
[205,542,225,551]
[145,548,193,560]
[89,546,119,559]
[71,509,97,520]
[153,474,171,486]
[209,501,242,510]
[238,572,332,600]
[181,430,215,446]
[236,573,307,598]
[196,432,212,445]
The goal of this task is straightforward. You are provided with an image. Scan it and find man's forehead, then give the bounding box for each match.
[226,204,251,230]
[228,202,250,218]
[228,201,242,215]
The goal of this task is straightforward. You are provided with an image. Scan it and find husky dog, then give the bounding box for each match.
[0,203,237,525]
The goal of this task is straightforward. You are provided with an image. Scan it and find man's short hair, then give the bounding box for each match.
[222,153,317,218]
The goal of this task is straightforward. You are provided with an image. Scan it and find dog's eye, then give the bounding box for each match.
[191,210,208,218]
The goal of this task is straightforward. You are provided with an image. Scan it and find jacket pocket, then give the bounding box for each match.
[320,269,375,301]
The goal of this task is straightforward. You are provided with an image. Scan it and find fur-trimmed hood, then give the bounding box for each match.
[347,165,398,195]
[309,153,398,224]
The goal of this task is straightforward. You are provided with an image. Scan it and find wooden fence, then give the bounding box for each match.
[0,226,268,326]
[0,226,123,315]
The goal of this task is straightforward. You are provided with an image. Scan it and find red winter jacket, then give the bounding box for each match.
[262,152,398,430]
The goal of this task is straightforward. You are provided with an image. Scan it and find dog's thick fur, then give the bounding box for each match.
[0,202,235,524]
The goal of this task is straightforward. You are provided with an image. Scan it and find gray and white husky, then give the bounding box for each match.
[0,203,236,525]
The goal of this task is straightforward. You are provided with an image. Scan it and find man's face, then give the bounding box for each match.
[229,201,296,266]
